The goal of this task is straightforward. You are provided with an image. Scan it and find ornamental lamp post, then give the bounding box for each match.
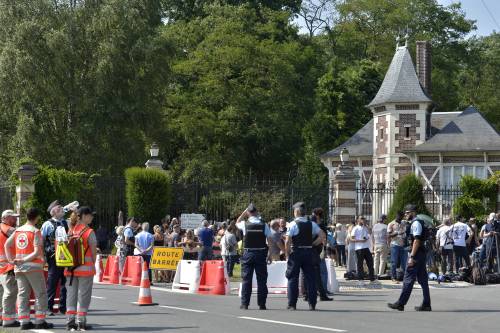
[145,142,163,169]
[340,147,350,166]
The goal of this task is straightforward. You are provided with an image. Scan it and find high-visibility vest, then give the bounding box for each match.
[65,224,96,277]
[0,223,14,274]
[13,227,44,272]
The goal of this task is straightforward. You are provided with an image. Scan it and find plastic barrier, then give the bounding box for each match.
[326,258,339,293]
[94,254,104,283]
[121,256,143,286]
[238,261,288,296]
[102,255,120,284]
[171,260,201,293]
[197,260,229,295]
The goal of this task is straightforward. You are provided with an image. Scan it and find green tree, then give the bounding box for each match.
[388,173,430,221]
[0,0,172,178]
[163,4,320,182]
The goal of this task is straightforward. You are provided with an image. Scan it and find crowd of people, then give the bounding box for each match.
[0,201,98,331]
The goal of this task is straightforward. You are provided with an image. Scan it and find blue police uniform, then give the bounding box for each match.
[397,218,431,308]
[41,217,69,314]
[286,217,321,308]
[237,216,271,308]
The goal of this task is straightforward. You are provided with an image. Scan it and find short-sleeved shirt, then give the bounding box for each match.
[135,231,154,255]
[268,229,283,256]
[372,223,387,245]
[436,225,453,249]
[387,220,407,247]
[482,223,497,246]
[450,222,470,247]
[236,216,272,237]
[124,226,134,239]
[198,227,214,247]
[410,219,423,237]
[352,225,370,251]
[286,217,321,237]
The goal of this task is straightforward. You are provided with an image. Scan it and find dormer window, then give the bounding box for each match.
[404,124,411,139]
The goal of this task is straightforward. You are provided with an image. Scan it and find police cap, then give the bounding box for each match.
[404,204,417,213]
[247,203,257,213]
[47,200,61,214]
[292,202,306,210]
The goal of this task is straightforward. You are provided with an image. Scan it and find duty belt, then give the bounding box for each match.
[244,247,267,250]
[292,246,312,249]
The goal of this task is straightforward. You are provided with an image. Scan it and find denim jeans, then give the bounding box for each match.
[440,248,453,274]
[390,245,408,279]
[453,245,470,272]
[319,259,328,291]
[198,246,213,261]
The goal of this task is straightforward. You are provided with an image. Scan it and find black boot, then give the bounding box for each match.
[387,302,404,311]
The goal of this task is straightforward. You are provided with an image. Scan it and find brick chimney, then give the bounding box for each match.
[416,41,431,96]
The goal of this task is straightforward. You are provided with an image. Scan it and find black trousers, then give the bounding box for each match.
[46,256,67,312]
[355,248,375,281]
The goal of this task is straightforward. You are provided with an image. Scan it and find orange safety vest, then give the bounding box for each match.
[0,223,14,274]
[13,228,44,272]
[65,224,96,277]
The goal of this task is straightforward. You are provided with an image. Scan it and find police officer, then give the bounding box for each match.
[0,210,20,328]
[123,217,138,257]
[388,204,431,311]
[236,204,273,310]
[41,200,68,315]
[5,208,53,330]
[285,202,325,311]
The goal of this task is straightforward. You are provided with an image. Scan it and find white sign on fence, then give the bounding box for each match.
[180,213,205,230]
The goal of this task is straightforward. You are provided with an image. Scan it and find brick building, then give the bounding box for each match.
[320,40,500,223]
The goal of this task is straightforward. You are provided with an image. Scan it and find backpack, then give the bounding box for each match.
[471,252,486,285]
[56,227,89,269]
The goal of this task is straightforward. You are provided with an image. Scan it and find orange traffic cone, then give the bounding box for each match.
[133,260,158,306]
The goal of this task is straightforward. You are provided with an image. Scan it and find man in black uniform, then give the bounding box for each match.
[285,202,325,311]
[41,200,68,315]
[236,204,273,310]
[388,204,431,311]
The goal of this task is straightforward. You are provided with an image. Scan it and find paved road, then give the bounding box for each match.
[4,283,500,333]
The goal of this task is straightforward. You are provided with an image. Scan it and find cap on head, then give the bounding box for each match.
[1,210,20,219]
[47,200,61,214]
[404,204,417,213]
[292,202,306,210]
[247,203,257,213]
[379,214,387,222]
[77,206,94,217]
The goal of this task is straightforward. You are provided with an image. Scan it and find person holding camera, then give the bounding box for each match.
[480,213,498,272]
[351,217,375,282]
[388,204,431,312]
[450,217,471,272]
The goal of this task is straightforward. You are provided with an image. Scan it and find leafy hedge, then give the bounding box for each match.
[388,173,430,221]
[453,174,499,219]
[125,167,171,224]
[18,163,95,221]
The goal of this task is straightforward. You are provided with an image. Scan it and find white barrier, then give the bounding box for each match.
[326,258,339,293]
[171,260,201,293]
[239,261,288,295]
[94,254,103,283]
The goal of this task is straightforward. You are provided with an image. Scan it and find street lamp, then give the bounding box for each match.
[340,147,350,165]
[150,143,159,158]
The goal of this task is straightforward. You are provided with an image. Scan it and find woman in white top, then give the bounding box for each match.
[334,224,347,266]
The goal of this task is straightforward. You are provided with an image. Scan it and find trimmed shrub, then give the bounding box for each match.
[388,173,430,221]
[125,167,171,224]
[24,165,94,221]
[453,174,499,219]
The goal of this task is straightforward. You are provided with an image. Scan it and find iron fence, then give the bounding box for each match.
[356,186,463,223]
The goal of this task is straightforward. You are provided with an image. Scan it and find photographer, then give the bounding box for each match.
[480,213,498,272]
[436,218,453,274]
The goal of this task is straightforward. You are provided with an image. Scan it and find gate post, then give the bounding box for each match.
[332,150,358,225]
[16,164,37,217]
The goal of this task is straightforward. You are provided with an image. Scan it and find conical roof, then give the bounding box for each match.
[368,46,432,107]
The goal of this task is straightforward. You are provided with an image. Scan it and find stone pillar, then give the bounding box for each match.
[332,163,358,225]
[145,158,164,169]
[16,164,37,216]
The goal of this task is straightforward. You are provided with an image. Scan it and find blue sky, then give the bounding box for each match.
[295,0,499,36]
[439,0,500,36]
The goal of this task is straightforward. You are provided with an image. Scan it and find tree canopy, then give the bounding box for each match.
[0,0,498,184]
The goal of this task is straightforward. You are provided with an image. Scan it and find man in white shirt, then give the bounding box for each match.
[435,218,453,274]
[372,215,388,277]
[450,217,471,272]
[351,217,375,282]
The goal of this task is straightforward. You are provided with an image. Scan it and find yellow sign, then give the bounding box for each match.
[150,247,184,270]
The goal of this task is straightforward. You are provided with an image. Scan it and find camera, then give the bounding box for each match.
[492,219,500,233]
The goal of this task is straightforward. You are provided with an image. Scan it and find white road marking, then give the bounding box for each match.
[91,295,106,300]
[159,305,207,313]
[238,316,347,332]
[30,330,55,333]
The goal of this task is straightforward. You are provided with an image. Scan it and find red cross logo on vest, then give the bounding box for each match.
[16,233,29,250]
